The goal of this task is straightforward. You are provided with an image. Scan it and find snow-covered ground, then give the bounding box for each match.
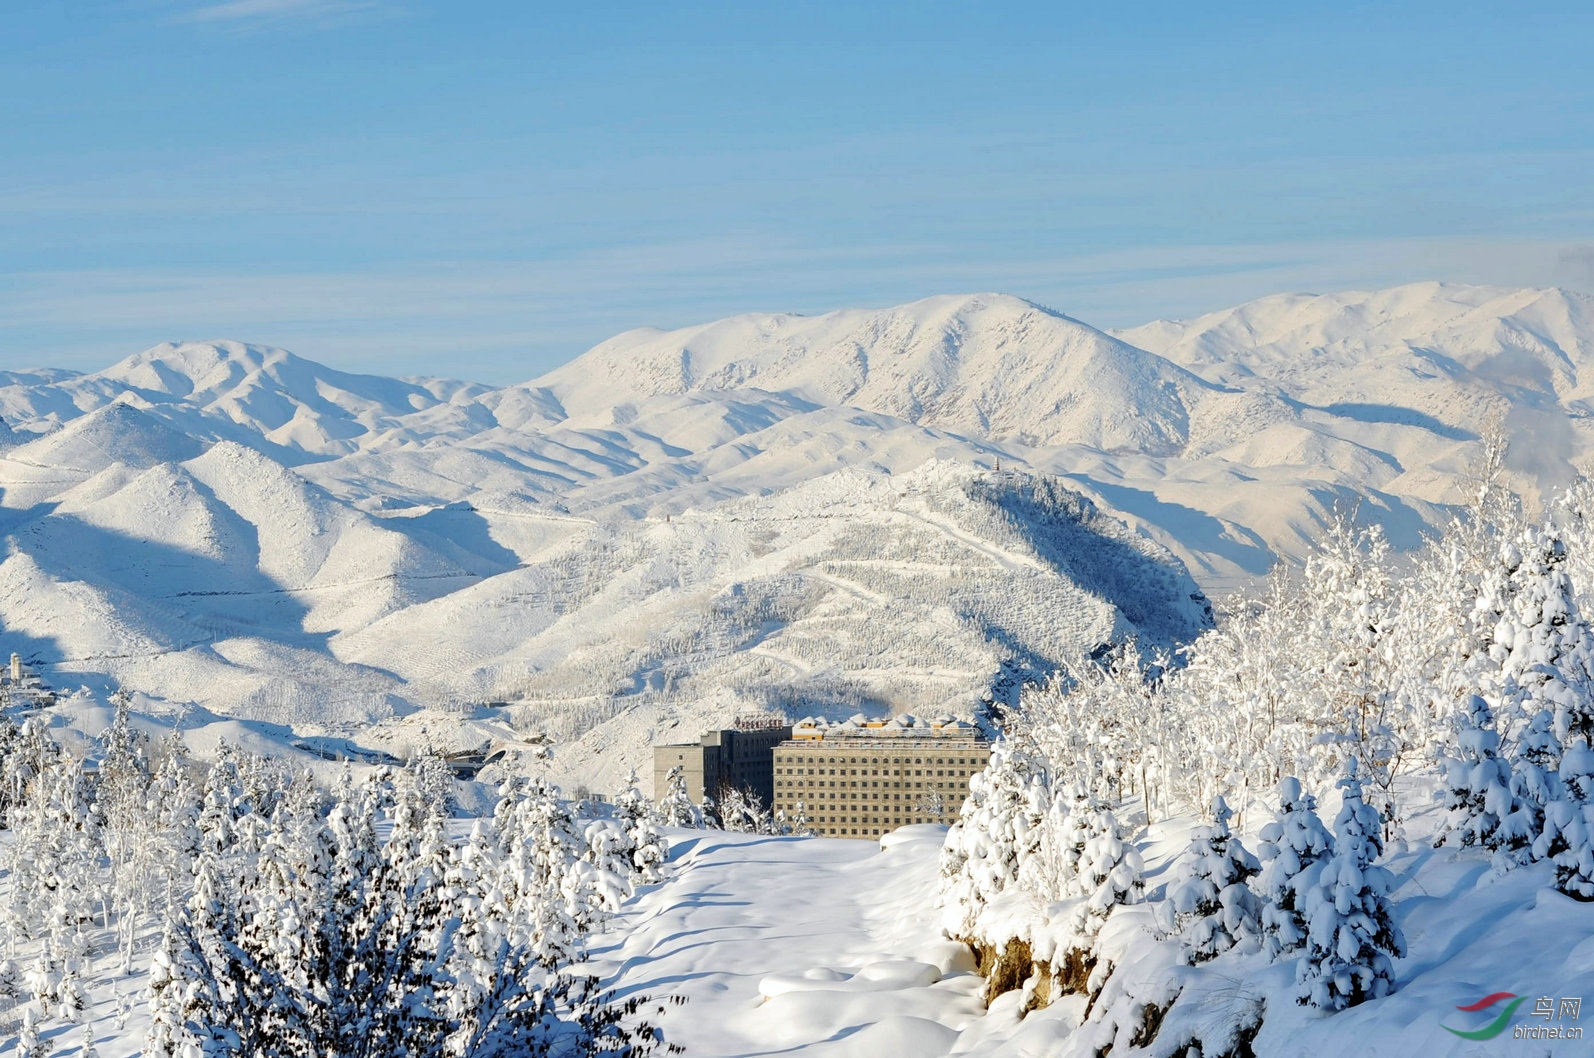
[1,788,1590,1056]
[589,814,1593,1058]
[588,826,986,1058]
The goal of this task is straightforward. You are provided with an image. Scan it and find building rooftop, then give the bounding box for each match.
[787,713,983,740]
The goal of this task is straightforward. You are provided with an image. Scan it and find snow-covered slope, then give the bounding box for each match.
[534,293,1213,454]
[0,340,488,462]
[1117,282,1594,504]
[3,282,1593,788]
[335,463,1210,791]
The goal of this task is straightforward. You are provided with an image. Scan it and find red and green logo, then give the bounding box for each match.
[1443,992,1526,1040]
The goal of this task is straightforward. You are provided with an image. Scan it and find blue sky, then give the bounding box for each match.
[3,1,1592,383]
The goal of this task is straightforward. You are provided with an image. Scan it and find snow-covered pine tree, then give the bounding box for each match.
[0,711,19,824]
[143,924,191,1058]
[938,738,1046,938]
[715,786,748,832]
[496,777,591,967]
[1434,694,1536,858]
[0,716,59,829]
[1505,529,1594,748]
[157,767,679,1058]
[1159,795,1262,963]
[1490,527,1594,835]
[1070,805,1144,939]
[1015,778,1091,902]
[1256,776,1333,961]
[406,751,459,817]
[1507,708,1561,857]
[786,799,812,837]
[1296,760,1406,1011]
[4,758,103,946]
[613,781,668,883]
[656,765,702,828]
[579,816,639,919]
[18,1005,49,1058]
[55,960,85,1024]
[1534,737,1594,900]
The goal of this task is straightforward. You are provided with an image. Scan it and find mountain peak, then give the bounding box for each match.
[534,291,1206,453]
[100,340,295,401]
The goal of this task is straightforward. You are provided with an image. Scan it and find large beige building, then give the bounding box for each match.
[772,714,990,840]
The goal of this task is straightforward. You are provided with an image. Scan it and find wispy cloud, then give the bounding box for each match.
[179,0,380,25]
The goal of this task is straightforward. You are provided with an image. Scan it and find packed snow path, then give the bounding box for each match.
[585,826,990,1058]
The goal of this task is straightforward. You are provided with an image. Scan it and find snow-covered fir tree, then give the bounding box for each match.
[716,786,778,834]
[1495,528,1594,748]
[1069,804,1144,939]
[4,757,102,947]
[1295,760,1406,1011]
[1434,694,1535,859]
[19,1005,49,1058]
[1256,776,1333,961]
[1534,737,1594,900]
[146,767,677,1058]
[612,779,669,883]
[1159,795,1261,963]
[938,738,1047,938]
[656,765,702,828]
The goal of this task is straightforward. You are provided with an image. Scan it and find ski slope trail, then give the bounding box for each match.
[587,827,987,1058]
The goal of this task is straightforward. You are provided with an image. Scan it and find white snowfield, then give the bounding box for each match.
[589,810,1593,1058]
[0,282,1591,790]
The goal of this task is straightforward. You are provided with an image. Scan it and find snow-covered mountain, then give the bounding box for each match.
[533,293,1213,454]
[2,281,1592,789]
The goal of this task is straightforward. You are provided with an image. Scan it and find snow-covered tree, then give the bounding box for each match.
[656,765,702,828]
[1434,694,1535,858]
[1295,760,1406,1011]
[1256,776,1332,961]
[716,786,777,834]
[613,781,669,883]
[18,1005,49,1058]
[782,800,812,837]
[1508,708,1562,845]
[1069,805,1144,939]
[1159,795,1261,963]
[4,758,103,945]
[938,738,1046,937]
[1534,737,1594,900]
[150,771,678,1058]
[1494,528,1594,749]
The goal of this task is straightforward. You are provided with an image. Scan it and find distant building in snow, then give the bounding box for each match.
[2,651,51,707]
[652,716,793,806]
[773,713,990,840]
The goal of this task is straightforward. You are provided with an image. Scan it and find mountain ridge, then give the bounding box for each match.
[1,281,1591,788]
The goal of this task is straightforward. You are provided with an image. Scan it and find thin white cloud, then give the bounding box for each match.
[180,0,378,24]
